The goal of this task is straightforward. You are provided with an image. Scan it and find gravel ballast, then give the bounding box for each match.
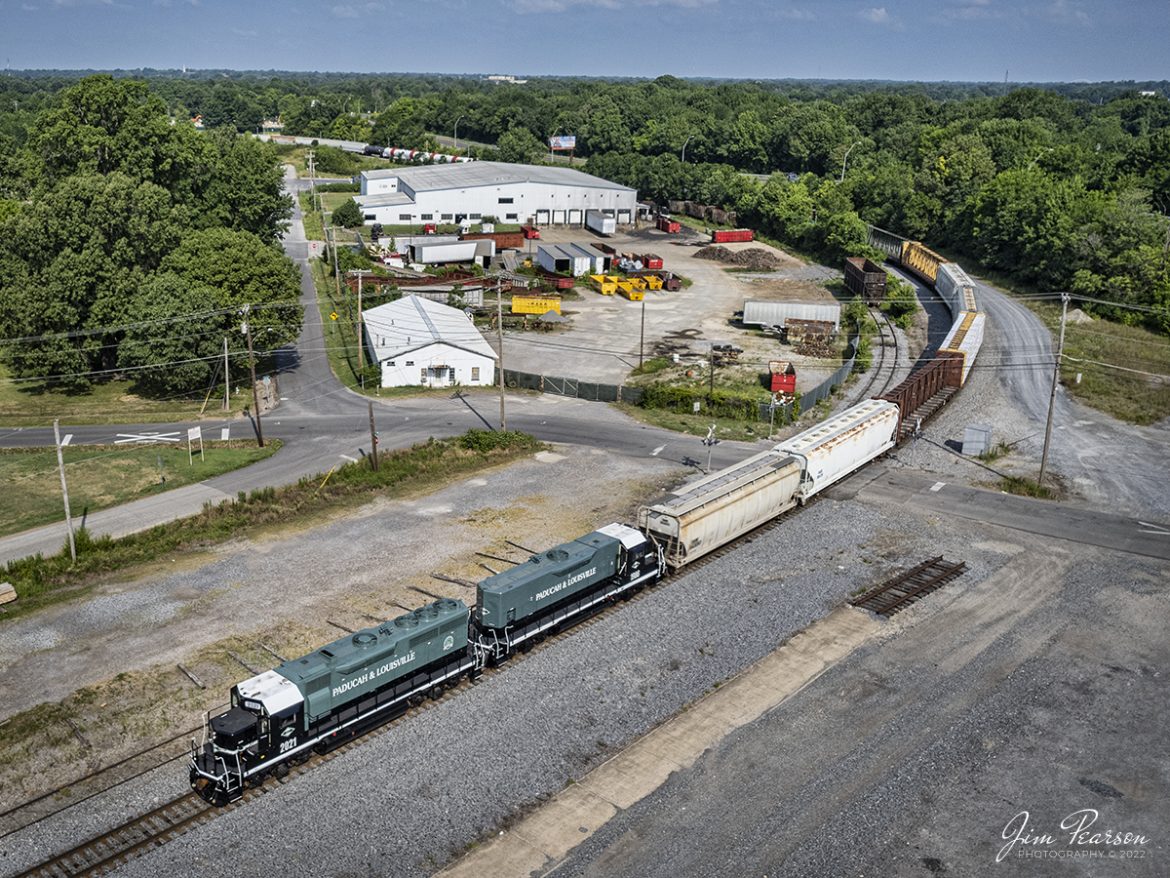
[0,490,1006,878]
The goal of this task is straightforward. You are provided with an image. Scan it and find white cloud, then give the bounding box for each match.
[776,7,815,21]
[859,6,889,23]
[1042,0,1090,24]
[513,0,714,13]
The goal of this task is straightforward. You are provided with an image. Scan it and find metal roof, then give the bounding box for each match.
[354,191,413,208]
[361,161,634,193]
[363,295,497,361]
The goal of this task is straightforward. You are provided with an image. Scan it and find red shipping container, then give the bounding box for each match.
[521,225,541,240]
[712,229,754,243]
[656,216,681,233]
[769,360,797,394]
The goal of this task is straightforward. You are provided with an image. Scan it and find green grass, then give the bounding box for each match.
[0,363,250,427]
[299,191,325,241]
[614,402,771,443]
[999,475,1058,500]
[0,443,278,537]
[0,430,543,620]
[1026,302,1170,425]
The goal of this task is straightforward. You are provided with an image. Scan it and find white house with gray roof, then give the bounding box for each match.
[356,161,637,228]
[363,295,497,388]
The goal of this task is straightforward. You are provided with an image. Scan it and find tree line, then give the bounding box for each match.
[0,75,301,394]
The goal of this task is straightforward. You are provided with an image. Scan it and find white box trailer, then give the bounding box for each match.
[742,300,842,331]
[938,311,985,386]
[585,209,616,236]
[936,263,978,316]
[637,449,801,569]
[411,240,480,264]
[772,399,899,502]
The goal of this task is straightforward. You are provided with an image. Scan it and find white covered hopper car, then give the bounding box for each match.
[639,399,900,569]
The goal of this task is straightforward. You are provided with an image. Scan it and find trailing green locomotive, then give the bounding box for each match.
[191,523,663,803]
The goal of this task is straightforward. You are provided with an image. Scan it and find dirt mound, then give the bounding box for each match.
[694,246,783,270]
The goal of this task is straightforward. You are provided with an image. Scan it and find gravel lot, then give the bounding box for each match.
[501,225,840,387]
[2,477,1022,878]
[548,543,1168,878]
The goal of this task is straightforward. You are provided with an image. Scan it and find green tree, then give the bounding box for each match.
[200,129,292,241]
[117,273,225,394]
[496,125,547,164]
[331,197,364,228]
[161,228,303,350]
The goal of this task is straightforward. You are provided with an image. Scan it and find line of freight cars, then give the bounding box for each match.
[189,399,903,804]
[866,226,985,437]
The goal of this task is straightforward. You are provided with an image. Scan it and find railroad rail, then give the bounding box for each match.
[14,792,214,878]
[849,556,967,616]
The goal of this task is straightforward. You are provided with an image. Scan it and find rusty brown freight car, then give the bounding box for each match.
[844,257,888,303]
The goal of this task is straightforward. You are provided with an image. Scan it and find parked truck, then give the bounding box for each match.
[585,210,617,237]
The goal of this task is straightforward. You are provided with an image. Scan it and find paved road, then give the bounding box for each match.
[975,282,1170,518]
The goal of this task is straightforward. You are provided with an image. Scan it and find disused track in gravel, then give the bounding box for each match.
[0,727,205,841]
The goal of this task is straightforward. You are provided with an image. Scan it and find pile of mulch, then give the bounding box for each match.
[795,340,836,358]
[694,246,782,270]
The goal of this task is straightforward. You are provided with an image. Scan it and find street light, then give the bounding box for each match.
[453,115,465,155]
[839,140,861,183]
[681,134,693,164]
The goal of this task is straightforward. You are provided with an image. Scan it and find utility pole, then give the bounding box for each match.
[496,283,507,430]
[243,304,264,448]
[1038,292,1070,487]
[352,269,374,371]
[639,297,646,369]
[368,401,379,472]
[709,347,716,402]
[306,149,318,213]
[53,419,76,563]
[222,336,230,412]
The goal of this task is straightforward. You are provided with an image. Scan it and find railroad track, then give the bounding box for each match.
[13,792,214,878]
[849,556,968,616]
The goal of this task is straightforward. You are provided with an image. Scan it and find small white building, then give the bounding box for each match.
[356,162,637,228]
[363,295,497,388]
[536,243,605,277]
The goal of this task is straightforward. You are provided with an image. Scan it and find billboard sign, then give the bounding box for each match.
[548,135,577,151]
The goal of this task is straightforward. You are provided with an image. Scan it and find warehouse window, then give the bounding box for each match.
[388,360,395,366]
[399,213,412,221]
[505,213,518,220]
[498,197,514,204]
[470,213,482,220]
[441,214,453,220]
[364,213,376,221]
[420,213,433,220]
[471,367,480,382]
[405,360,414,366]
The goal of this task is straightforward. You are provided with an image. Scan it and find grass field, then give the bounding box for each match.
[0,442,278,537]
[1028,303,1170,425]
[0,364,248,426]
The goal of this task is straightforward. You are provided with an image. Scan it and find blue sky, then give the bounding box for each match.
[0,0,1166,82]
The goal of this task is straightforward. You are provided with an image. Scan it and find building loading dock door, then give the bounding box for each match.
[536,210,550,225]
[568,209,583,225]
[552,210,566,225]
[617,209,631,224]
[424,366,455,387]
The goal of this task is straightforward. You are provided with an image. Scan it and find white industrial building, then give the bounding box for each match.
[356,162,637,228]
[363,295,497,388]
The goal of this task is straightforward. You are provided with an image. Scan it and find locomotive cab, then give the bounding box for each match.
[190,669,305,803]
